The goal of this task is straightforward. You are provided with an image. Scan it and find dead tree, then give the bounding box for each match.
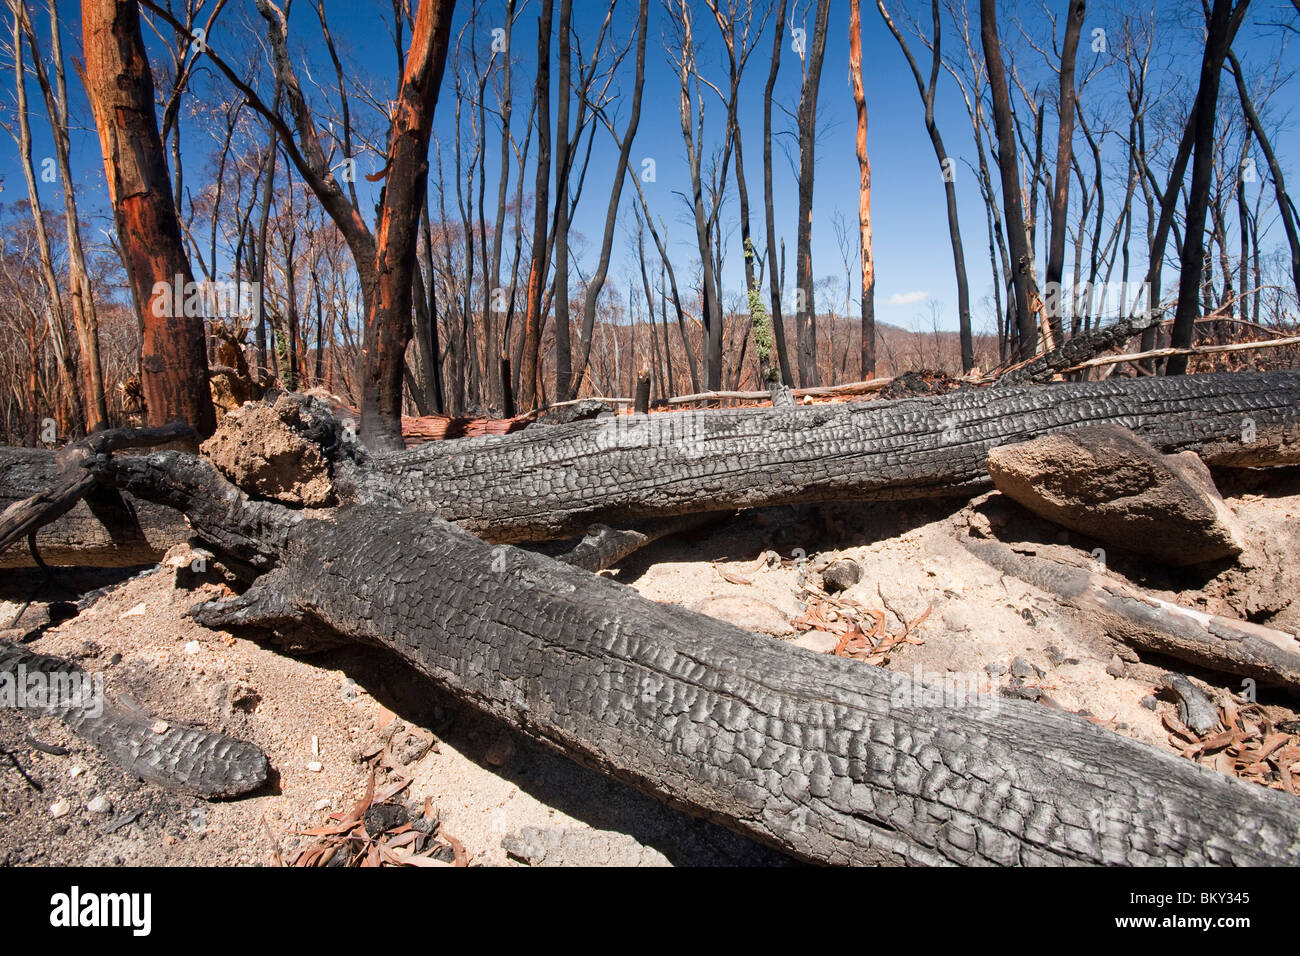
[793,0,830,387]
[1044,1,1086,344]
[1167,0,1250,376]
[359,0,456,447]
[878,0,973,373]
[569,0,649,400]
[138,0,455,447]
[763,0,794,387]
[849,0,875,379]
[518,0,553,411]
[82,0,215,437]
[12,0,108,432]
[670,0,727,392]
[7,6,81,436]
[348,370,1300,544]
[981,0,1037,359]
[1226,49,1300,308]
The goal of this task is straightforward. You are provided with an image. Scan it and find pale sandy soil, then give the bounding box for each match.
[2,469,1298,866]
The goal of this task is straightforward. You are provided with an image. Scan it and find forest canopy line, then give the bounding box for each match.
[0,0,1297,447]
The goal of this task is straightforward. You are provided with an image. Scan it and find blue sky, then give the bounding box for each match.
[4,0,1298,336]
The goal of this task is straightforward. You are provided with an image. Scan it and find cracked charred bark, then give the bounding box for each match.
[357,371,1300,543]
[0,639,268,798]
[95,450,1300,865]
[7,371,1300,569]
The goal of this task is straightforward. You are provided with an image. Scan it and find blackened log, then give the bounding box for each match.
[961,536,1300,695]
[0,639,268,797]
[99,451,1300,865]
[358,370,1300,543]
[1,427,194,568]
[994,313,1159,386]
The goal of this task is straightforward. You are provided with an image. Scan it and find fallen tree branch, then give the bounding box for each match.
[89,450,1300,865]
[960,536,1300,695]
[537,377,894,411]
[0,638,269,797]
[992,313,1159,386]
[1060,336,1300,374]
[544,512,728,572]
[665,377,894,405]
[0,425,196,567]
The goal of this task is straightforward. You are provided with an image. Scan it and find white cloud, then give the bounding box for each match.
[886,290,929,306]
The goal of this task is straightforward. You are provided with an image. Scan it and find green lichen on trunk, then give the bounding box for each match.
[745,239,778,383]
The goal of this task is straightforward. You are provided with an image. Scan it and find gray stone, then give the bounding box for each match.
[86,796,113,814]
[790,630,840,654]
[821,559,862,594]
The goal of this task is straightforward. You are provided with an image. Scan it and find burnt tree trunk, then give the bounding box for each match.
[1166,0,1245,377]
[981,0,1037,359]
[90,449,1300,866]
[360,0,456,449]
[518,0,554,412]
[1044,1,1086,345]
[793,0,830,387]
[359,370,1300,543]
[850,0,875,379]
[763,0,794,388]
[82,0,215,437]
[879,0,972,372]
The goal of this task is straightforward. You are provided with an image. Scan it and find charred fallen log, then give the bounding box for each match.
[6,371,1300,566]
[354,371,1300,543]
[0,639,268,797]
[961,536,1300,696]
[0,446,190,569]
[97,450,1300,865]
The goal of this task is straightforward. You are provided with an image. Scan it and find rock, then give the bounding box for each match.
[86,796,113,814]
[1009,656,1036,679]
[305,761,323,773]
[391,726,436,766]
[501,827,670,867]
[200,395,334,506]
[1005,683,1042,701]
[229,683,261,712]
[693,595,792,636]
[164,543,222,589]
[985,662,1008,677]
[1141,695,1159,711]
[1105,654,1127,678]
[483,732,515,768]
[986,424,1245,566]
[49,800,70,819]
[821,559,862,594]
[1161,674,1219,736]
[183,641,201,655]
[790,630,839,654]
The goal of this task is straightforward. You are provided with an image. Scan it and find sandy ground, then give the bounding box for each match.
[3,469,1298,866]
